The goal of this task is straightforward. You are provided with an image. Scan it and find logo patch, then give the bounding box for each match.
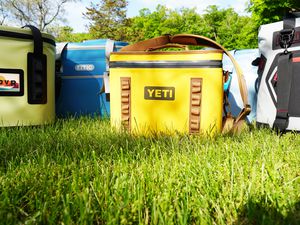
[144,86,175,100]
[0,69,24,96]
[75,64,95,71]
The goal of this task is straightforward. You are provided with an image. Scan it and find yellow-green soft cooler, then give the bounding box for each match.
[110,34,251,135]
[0,25,55,126]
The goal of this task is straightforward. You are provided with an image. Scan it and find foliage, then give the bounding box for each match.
[54,26,93,42]
[84,0,130,40]
[126,5,203,43]
[0,1,8,25]
[202,6,257,49]
[0,117,299,224]
[248,0,300,27]
[2,0,300,49]
[126,5,257,50]
[1,0,77,31]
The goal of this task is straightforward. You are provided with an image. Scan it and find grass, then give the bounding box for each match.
[0,117,299,224]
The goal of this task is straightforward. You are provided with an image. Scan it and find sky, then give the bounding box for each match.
[64,0,249,33]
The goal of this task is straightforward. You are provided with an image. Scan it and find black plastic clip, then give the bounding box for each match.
[273,114,289,135]
[279,28,295,54]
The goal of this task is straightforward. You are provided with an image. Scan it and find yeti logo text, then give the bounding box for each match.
[144,86,175,100]
[75,64,95,71]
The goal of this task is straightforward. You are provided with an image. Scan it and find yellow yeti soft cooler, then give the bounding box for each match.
[0,25,55,126]
[110,34,250,135]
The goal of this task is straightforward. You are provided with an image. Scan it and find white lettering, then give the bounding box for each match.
[75,64,95,71]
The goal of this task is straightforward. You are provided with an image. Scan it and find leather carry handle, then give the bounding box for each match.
[121,35,171,52]
[121,34,251,126]
[146,43,188,51]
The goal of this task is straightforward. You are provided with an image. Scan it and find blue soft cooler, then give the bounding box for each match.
[223,49,259,123]
[56,39,128,117]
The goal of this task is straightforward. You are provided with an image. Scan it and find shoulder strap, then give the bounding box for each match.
[273,53,293,132]
[105,39,115,72]
[102,39,116,100]
[55,42,68,60]
[170,34,250,121]
[121,34,251,128]
[280,17,296,50]
[55,43,68,101]
[273,18,296,133]
[283,17,296,30]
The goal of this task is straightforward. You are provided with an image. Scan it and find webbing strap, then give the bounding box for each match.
[283,17,296,30]
[103,39,115,99]
[273,17,296,132]
[280,17,296,50]
[105,39,115,72]
[170,35,249,113]
[273,53,293,132]
[23,25,47,104]
[55,43,68,100]
[23,25,43,57]
[121,34,251,131]
[55,42,68,60]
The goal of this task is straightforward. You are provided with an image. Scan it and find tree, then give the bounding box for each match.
[126,5,257,50]
[248,0,300,27]
[54,26,93,42]
[84,0,130,40]
[126,5,203,43]
[202,6,257,49]
[2,0,77,31]
[126,6,171,42]
[0,1,9,25]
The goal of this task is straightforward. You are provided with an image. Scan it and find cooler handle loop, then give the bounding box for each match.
[23,25,47,104]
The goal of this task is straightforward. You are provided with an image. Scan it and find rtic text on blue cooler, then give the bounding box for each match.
[144,86,175,100]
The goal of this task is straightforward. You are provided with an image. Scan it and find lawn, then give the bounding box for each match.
[0,117,299,224]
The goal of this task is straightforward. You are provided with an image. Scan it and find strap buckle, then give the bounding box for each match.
[273,114,289,134]
[234,104,251,124]
[279,28,295,52]
[244,104,251,116]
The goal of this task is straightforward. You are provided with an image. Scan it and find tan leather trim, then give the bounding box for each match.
[120,78,131,131]
[189,78,202,134]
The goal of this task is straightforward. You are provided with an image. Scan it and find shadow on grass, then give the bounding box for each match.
[234,197,300,225]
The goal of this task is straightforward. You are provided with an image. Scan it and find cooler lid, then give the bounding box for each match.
[0,25,55,46]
